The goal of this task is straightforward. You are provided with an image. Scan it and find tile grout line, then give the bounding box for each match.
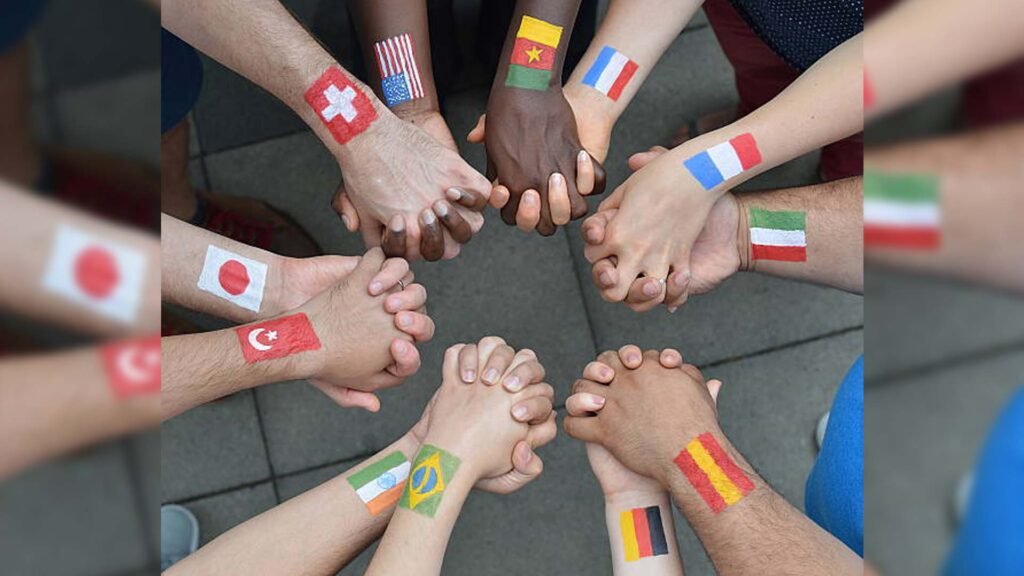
[168,324,865,505]
[249,389,282,504]
[120,439,159,566]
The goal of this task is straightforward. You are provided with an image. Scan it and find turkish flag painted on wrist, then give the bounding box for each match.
[102,335,161,397]
[305,66,377,145]
[236,313,322,364]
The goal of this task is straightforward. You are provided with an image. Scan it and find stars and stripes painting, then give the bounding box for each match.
[374,33,424,107]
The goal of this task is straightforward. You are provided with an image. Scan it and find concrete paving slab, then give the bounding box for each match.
[865,350,1024,575]
[0,442,149,575]
[52,70,161,166]
[865,268,1024,381]
[131,429,162,564]
[178,482,279,547]
[161,390,271,502]
[34,0,159,92]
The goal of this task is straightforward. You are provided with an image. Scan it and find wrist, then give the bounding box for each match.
[733,193,753,272]
[260,254,294,318]
[421,432,484,482]
[604,489,671,507]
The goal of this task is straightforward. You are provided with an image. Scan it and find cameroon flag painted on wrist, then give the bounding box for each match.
[505,15,563,91]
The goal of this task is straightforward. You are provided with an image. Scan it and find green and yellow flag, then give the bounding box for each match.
[505,15,563,90]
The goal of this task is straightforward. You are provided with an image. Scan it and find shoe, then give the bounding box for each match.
[953,471,974,527]
[814,411,830,451]
[190,191,322,258]
[161,504,199,570]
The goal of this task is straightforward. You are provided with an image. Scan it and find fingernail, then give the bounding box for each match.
[398,313,413,327]
[523,194,536,206]
[434,201,449,217]
[592,395,606,407]
[386,295,400,309]
[643,281,661,297]
[601,368,613,379]
[390,218,405,232]
[550,173,564,186]
[394,340,409,354]
[627,354,640,365]
[369,281,383,295]
[668,306,678,314]
[586,228,600,243]
[463,370,476,383]
[600,272,613,287]
[484,368,500,383]
[673,272,691,287]
[422,210,437,225]
[505,376,522,391]
[578,150,589,163]
[513,405,528,420]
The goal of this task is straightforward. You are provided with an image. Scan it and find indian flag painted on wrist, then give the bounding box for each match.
[347,451,410,516]
[749,208,807,262]
[683,133,762,191]
[864,169,941,249]
[505,15,563,91]
[582,45,638,101]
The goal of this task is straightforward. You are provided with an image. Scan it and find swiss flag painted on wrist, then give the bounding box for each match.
[236,313,322,364]
[305,66,378,145]
[102,335,161,397]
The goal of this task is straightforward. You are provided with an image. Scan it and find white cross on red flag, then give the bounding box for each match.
[304,66,378,145]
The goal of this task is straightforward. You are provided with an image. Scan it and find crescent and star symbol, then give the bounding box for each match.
[247,328,279,351]
[116,345,160,385]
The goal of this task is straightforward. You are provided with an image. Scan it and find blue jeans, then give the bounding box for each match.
[805,356,864,556]
[0,0,47,53]
[161,29,203,134]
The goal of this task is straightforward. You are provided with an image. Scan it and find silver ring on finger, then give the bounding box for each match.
[397,279,406,291]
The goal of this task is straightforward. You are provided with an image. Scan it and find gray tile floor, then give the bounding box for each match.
[162,3,865,575]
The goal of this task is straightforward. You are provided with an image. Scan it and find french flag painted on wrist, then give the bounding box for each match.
[582,45,638,102]
[683,133,762,191]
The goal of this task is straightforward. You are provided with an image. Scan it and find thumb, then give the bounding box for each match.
[300,255,361,293]
[467,114,487,143]
[706,379,723,403]
[309,380,381,412]
[336,188,361,232]
[476,442,544,494]
[353,247,387,279]
[627,146,670,172]
[596,184,626,212]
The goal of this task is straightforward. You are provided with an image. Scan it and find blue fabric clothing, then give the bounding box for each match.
[161,29,203,134]
[805,356,864,556]
[943,387,1024,575]
[1,0,47,53]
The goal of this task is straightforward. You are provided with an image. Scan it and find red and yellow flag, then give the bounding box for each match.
[674,433,755,512]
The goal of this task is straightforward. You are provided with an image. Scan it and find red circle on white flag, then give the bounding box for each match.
[74,246,119,299]
[218,259,250,295]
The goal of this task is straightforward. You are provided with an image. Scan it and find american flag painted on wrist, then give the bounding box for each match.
[374,33,424,107]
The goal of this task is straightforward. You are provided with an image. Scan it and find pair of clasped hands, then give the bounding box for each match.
[330,85,741,314]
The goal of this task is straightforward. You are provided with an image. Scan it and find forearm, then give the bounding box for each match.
[0,182,159,336]
[864,0,1024,120]
[161,214,286,323]
[735,177,863,293]
[864,122,1024,293]
[0,343,160,479]
[168,433,421,576]
[604,491,684,575]
[490,0,583,98]
[365,443,472,576]
[666,33,862,199]
[662,433,860,575]
[565,0,704,128]
[350,0,438,118]
[161,325,295,420]
[162,0,383,159]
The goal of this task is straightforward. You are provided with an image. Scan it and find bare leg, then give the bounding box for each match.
[0,40,42,187]
[161,118,198,219]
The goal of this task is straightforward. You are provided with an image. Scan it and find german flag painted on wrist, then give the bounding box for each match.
[505,15,563,91]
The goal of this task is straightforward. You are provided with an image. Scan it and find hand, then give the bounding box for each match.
[563,348,724,487]
[331,109,491,261]
[472,87,606,236]
[416,340,555,481]
[584,147,742,312]
[567,346,688,497]
[582,145,727,311]
[291,249,432,406]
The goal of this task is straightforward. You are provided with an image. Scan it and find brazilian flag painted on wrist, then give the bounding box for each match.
[505,15,563,91]
[399,444,461,517]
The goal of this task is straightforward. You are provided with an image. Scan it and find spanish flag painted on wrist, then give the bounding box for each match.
[674,433,755,513]
[505,15,563,91]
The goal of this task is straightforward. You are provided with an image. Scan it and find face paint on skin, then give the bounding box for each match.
[674,432,755,513]
[196,245,268,313]
[749,208,807,262]
[348,451,411,516]
[399,444,460,517]
[304,66,378,145]
[374,33,424,107]
[620,506,670,562]
[864,169,941,249]
[101,334,161,398]
[42,224,147,324]
[683,133,762,191]
[505,15,563,91]
[235,313,321,364]
[582,45,639,102]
